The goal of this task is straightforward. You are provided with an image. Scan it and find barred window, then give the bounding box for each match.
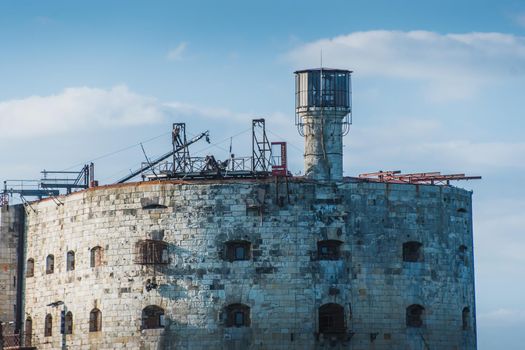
[317,240,342,260]
[319,303,346,334]
[225,303,250,327]
[142,305,165,329]
[225,241,251,262]
[135,240,169,265]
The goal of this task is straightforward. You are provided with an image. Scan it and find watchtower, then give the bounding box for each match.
[295,68,352,181]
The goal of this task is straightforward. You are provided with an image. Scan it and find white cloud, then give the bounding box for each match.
[167,42,187,61]
[165,101,250,121]
[0,85,167,139]
[346,118,525,173]
[287,30,525,100]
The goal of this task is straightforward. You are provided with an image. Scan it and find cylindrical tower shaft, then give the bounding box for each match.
[295,68,352,181]
[303,111,345,180]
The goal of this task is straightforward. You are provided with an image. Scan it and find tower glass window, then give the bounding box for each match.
[295,69,351,110]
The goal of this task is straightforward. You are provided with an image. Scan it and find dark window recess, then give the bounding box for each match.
[64,311,73,335]
[225,241,251,262]
[403,241,423,262]
[26,258,34,277]
[90,246,102,268]
[66,251,75,271]
[135,240,169,265]
[459,245,468,265]
[406,304,424,327]
[44,314,52,337]
[317,240,342,260]
[142,204,168,210]
[225,303,250,327]
[142,305,165,329]
[25,317,32,346]
[89,308,102,332]
[319,303,346,334]
[462,307,470,330]
[457,208,468,213]
[46,255,55,274]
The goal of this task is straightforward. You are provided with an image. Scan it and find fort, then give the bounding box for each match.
[0,69,478,349]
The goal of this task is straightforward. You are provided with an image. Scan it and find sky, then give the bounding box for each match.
[1,1,524,348]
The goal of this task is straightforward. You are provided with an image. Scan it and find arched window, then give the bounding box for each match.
[142,305,165,329]
[66,251,75,271]
[225,303,250,327]
[225,241,251,262]
[44,314,52,337]
[319,303,346,334]
[406,304,424,327]
[89,308,102,332]
[65,311,73,335]
[46,255,55,274]
[402,241,423,262]
[462,307,470,330]
[141,198,167,210]
[25,317,33,346]
[26,258,34,277]
[90,246,102,268]
[317,240,343,260]
[135,240,169,265]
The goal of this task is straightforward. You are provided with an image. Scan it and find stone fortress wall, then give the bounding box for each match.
[19,177,476,350]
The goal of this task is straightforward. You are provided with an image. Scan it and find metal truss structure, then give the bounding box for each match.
[358,170,482,185]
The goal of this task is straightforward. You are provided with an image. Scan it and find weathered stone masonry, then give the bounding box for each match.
[0,204,25,337]
[9,177,476,350]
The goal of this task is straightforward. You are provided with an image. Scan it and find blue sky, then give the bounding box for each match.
[1,1,524,348]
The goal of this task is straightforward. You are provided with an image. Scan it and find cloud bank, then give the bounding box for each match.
[0,86,168,139]
[287,30,525,100]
